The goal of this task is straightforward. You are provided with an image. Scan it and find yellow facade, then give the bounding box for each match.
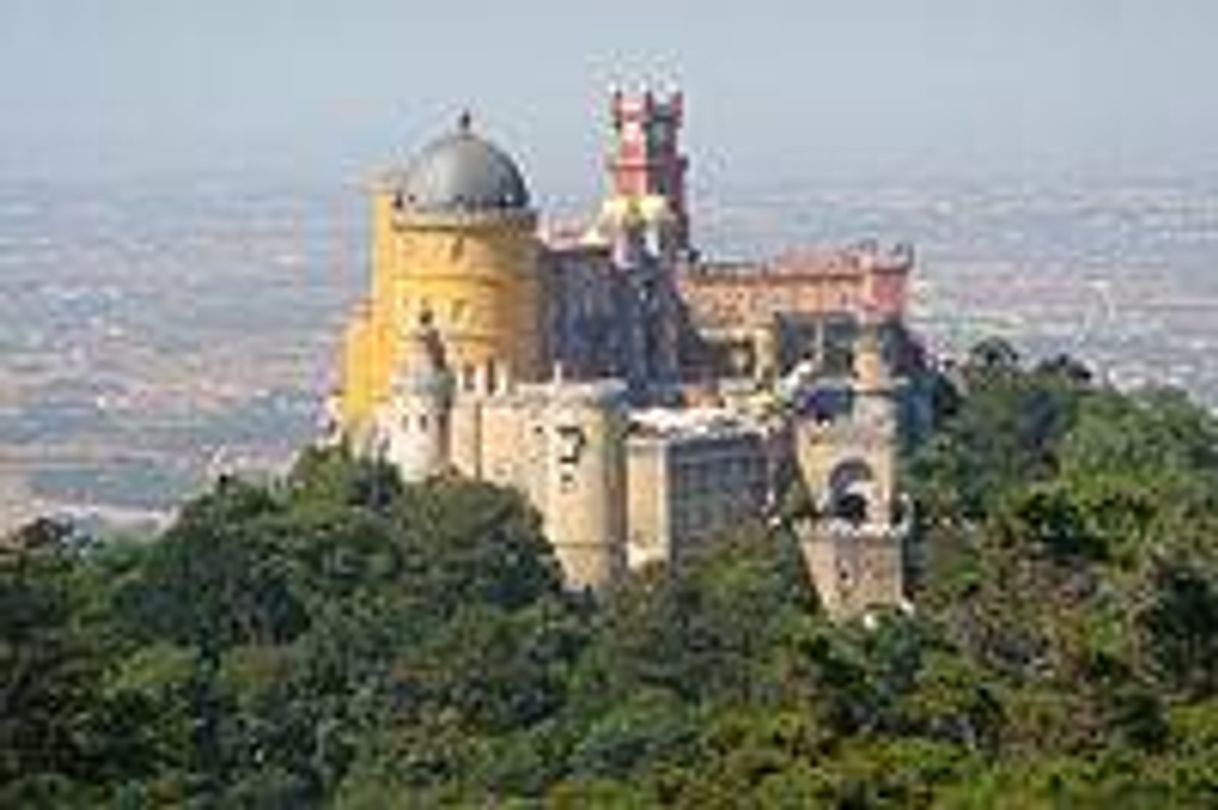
[341,185,544,432]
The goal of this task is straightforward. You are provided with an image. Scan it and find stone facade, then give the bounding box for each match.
[792,326,911,617]
[677,243,914,382]
[626,411,772,569]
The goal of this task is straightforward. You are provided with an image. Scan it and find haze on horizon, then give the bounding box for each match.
[2,0,1218,198]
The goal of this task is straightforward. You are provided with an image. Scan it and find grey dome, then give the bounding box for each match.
[399,117,530,213]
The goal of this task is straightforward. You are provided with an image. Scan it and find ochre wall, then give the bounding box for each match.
[341,189,544,430]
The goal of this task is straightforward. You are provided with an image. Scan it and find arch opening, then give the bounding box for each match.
[826,458,876,526]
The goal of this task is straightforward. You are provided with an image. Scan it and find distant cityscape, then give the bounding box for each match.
[2,171,1216,531]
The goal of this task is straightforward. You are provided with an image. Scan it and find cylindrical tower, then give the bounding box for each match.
[340,113,544,432]
[539,379,629,589]
[391,114,542,386]
[381,313,454,481]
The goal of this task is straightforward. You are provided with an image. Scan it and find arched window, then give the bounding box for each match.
[834,492,869,524]
[827,459,875,526]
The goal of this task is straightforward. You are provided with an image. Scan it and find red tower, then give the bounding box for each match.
[607,88,690,252]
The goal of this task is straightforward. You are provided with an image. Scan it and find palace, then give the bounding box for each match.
[333,90,926,617]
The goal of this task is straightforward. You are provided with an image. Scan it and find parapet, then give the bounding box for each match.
[677,241,914,327]
[543,378,630,407]
[610,86,684,125]
[628,404,766,441]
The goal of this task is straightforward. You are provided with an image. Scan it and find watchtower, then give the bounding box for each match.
[794,322,910,618]
[606,88,690,252]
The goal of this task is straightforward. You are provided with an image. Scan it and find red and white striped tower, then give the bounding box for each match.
[606,87,691,253]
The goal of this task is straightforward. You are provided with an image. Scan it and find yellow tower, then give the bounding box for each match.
[341,113,544,435]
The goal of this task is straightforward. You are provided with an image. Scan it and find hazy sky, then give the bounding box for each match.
[3,0,1217,193]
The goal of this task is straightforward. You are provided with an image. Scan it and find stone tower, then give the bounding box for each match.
[606,88,690,254]
[377,311,453,482]
[795,322,909,618]
[535,378,630,590]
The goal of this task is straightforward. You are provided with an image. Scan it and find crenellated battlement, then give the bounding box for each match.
[610,86,684,126]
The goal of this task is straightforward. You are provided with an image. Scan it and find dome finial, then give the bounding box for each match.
[457,109,473,133]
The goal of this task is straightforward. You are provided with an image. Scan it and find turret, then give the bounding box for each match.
[606,87,690,253]
[793,318,908,619]
[379,311,454,481]
[537,378,630,589]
